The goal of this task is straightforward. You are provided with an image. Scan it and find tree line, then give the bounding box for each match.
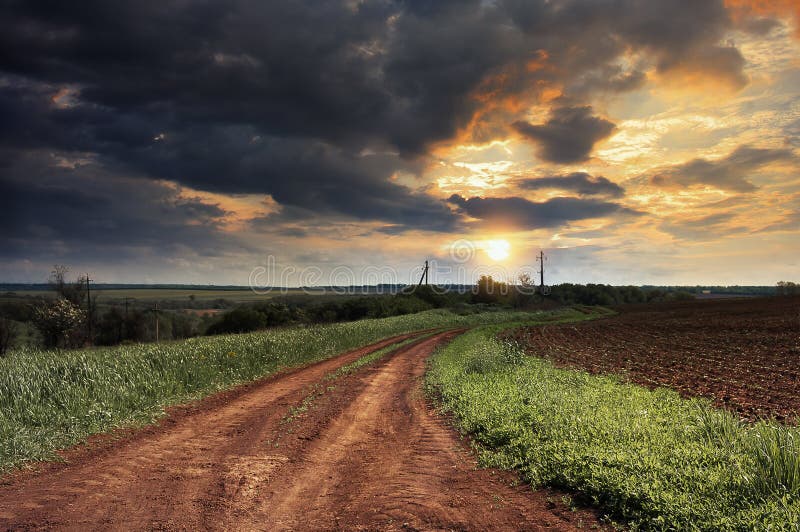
[0,267,796,356]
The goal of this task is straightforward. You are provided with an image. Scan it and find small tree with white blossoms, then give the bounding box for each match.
[32,298,86,349]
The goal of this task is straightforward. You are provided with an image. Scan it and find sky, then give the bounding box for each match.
[1,0,799,287]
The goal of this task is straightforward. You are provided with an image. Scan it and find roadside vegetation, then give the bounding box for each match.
[0,308,536,473]
[427,323,800,530]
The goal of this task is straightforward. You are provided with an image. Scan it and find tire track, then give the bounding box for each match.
[0,329,600,531]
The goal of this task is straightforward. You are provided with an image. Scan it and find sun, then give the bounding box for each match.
[484,239,511,261]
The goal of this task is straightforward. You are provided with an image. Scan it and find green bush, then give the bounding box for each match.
[205,307,267,335]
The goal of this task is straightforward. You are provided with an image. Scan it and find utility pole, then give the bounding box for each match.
[417,260,429,287]
[122,297,134,341]
[537,250,546,288]
[152,303,160,342]
[85,274,93,342]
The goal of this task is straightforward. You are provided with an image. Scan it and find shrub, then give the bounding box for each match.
[205,307,266,335]
[31,299,85,348]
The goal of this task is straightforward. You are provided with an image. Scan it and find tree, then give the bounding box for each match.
[205,307,266,335]
[170,312,197,339]
[48,265,86,307]
[472,275,510,305]
[512,272,537,308]
[777,281,798,296]
[0,316,17,357]
[32,299,85,348]
[96,306,125,345]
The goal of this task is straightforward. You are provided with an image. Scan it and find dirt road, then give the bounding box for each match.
[0,330,598,531]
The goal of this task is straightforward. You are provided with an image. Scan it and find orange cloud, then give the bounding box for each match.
[431,51,562,153]
[725,0,800,37]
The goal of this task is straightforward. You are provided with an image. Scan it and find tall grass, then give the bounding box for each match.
[0,308,540,473]
[749,424,800,498]
[427,324,800,530]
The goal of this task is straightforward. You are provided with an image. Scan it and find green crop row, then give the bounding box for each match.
[0,308,541,473]
[426,323,800,530]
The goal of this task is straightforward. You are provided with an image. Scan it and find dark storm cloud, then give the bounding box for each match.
[512,106,616,164]
[650,145,795,192]
[447,194,638,230]
[517,172,625,198]
[501,0,747,89]
[0,152,247,262]
[0,0,757,243]
[0,0,750,153]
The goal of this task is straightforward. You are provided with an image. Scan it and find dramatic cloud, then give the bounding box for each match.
[0,152,246,263]
[517,173,625,198]
[512,106,616,163]
[566,66,647,98]
[447,194,637,230]
[0,0,797,283]
[725,0,800,38]
[650,145,795,192]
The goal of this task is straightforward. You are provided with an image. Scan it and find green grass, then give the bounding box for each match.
[0,308,538,473]
[426,323,800,530]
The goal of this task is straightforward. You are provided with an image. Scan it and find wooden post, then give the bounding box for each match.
[86,274,93,342]
[152,303,160,342]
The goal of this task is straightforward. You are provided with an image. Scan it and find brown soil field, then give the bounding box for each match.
[0,330,601,531]
[508,296,800,422]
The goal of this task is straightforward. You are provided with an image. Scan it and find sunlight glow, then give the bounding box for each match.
[483,239,511,261]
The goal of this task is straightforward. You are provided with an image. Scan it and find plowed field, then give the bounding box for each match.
[508,297,800,422]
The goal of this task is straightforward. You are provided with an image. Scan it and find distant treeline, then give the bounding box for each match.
[0,283,781,295]
[641,285,778,296]
[204,281,694,336]
[1,275,795,354]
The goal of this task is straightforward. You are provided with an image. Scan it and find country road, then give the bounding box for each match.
[0,330,598,531]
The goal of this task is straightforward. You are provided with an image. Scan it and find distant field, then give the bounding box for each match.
[0,288,324,304]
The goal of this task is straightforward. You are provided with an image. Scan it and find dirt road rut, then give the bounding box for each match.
[0,330,598,531]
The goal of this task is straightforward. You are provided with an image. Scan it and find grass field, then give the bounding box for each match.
[427,323,800,530]
[0,308,541,473]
